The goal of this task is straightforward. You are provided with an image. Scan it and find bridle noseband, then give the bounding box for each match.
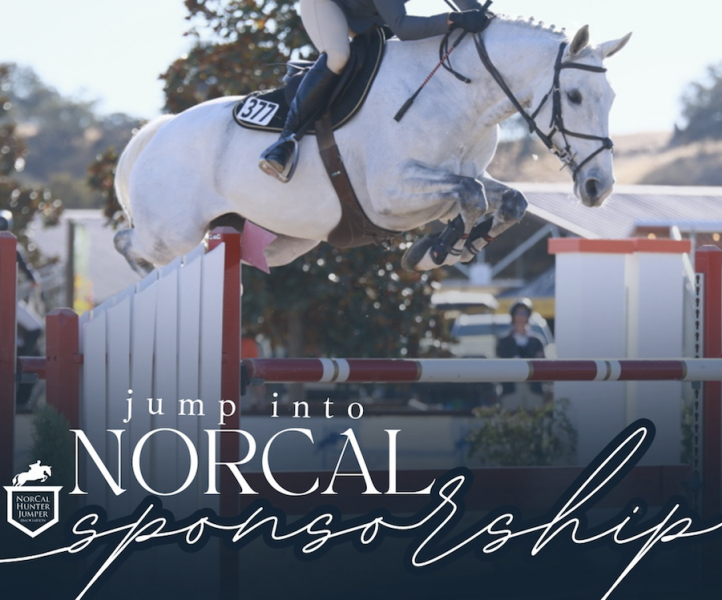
[472,34,613,181]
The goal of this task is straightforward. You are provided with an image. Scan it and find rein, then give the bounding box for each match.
[473,35,613,181]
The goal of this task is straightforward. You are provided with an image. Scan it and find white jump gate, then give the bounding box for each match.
[79,241,225,516]
[551,238,695,464]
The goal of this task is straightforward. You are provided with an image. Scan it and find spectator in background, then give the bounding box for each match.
[496,298,545,410]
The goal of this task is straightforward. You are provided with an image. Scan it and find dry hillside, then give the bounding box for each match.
[488,132,722,186]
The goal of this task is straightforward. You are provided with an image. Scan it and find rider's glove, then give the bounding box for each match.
[448,9,490,34]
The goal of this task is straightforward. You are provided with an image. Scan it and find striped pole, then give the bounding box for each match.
[243,358,722,384]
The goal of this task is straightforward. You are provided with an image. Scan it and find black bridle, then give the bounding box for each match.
[472,35,614,181]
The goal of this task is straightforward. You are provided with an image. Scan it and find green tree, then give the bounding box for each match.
[162,0,313,113]
[2,63,140,208]
[0,65,62,254]
[674,62,722,144]
[466,400,577,466]
[242,237,450,359]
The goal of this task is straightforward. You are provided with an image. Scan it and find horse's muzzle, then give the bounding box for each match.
[576,170,613,207]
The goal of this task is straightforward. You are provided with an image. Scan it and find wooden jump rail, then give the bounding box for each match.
[242,357,722,384]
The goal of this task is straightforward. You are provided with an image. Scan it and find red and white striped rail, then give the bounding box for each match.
[242,357,722,384]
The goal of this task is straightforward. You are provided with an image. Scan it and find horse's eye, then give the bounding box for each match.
[567,90,582,105]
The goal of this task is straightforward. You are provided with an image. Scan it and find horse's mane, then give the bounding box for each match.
[493,13,570,41]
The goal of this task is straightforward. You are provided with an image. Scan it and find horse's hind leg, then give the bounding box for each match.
[114,229,155,276]
[460,176,528,263]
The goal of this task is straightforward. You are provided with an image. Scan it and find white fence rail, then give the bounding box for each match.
[78,242,225,515]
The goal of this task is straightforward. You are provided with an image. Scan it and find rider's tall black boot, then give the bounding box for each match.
[259,53,340,183]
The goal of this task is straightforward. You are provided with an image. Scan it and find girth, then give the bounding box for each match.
[315,114,400,249]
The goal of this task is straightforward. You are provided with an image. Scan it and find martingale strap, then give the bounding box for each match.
[315,114,400,249]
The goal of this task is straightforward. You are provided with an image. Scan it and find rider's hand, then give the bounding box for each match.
[447,10,490,34]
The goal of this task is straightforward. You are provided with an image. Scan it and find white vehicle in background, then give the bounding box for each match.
[449,312,556,359]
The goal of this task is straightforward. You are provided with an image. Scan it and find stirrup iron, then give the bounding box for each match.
[258,137,300,184]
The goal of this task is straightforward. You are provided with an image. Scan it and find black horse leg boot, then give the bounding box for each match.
[259,54,339,183]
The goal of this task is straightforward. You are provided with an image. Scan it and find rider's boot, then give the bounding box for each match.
[259,53,340,183]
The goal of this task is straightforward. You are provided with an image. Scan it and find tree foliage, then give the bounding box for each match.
[466,399,577,466]
[31,405,75,493]
[87,147,123,223]
[162,0,313,113]
[0,65,62,253]
[242,237,451,358]
[3,63,140,209]
[674,62,722,144]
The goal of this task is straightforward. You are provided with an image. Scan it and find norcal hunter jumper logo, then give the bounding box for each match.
[4,460,62,537]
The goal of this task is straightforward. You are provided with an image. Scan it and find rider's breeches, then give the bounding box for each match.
[300,0,352,74]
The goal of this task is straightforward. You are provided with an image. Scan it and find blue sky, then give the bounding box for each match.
[0,0,720,135]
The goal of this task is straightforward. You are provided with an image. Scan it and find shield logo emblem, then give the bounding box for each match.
[4,486,62,538]
[5,486,62,538]
[5,461,62,538]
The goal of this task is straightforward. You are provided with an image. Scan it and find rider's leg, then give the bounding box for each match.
[258,0,349,182]
[300,0,351,75]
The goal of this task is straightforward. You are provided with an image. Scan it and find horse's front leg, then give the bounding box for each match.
[458,175,528,264]
[384,162,488,271]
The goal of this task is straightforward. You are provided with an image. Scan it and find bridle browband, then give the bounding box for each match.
[470,32,614,181]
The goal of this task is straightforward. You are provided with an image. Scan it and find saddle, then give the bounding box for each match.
[234,28,401,249]
[234,27,386,135]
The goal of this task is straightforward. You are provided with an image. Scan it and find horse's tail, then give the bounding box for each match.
[115,114,176,225]
[12,474,18,486]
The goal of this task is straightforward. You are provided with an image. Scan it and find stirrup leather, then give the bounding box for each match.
[258,136,300,184]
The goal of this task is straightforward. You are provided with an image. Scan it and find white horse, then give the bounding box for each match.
[114,15,631,274]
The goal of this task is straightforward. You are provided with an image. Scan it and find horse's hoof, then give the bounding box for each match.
[401,236,435,271]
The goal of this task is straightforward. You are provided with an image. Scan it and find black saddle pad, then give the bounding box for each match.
[233,28,386,134]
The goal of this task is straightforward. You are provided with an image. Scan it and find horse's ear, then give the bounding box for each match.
[599,32,632,59]
[569,25,590,57]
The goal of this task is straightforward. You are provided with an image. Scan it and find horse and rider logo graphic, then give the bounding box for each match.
[4,460,62,537]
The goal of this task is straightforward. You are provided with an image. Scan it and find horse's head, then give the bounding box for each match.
[529,26,632,207]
